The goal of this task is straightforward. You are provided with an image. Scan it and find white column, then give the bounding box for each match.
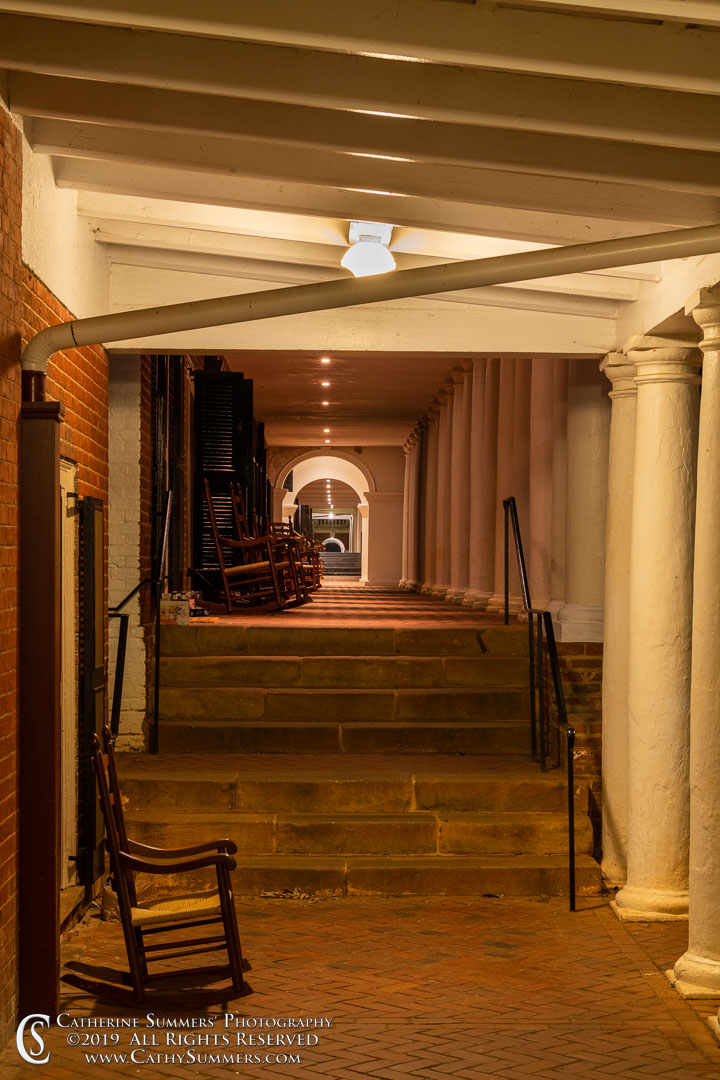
[673,289,720,995]
[600,353,638,888]
[432,381,455,598]
[487,358,517,612]
[464,358,489,607]
[556,361,610,642]
[364,491,404,587]
[359,503,369,584]
[613,334,701,922]
[550,358,569,613]
[512,357,532,557]
[447,363,473,602]
[528,358,555,610]
[406,424,423,590]
[420,403,440,594]
[399,440,412,589]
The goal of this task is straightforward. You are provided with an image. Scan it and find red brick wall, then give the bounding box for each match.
[22,275,109,505]
[0,104,22,1050]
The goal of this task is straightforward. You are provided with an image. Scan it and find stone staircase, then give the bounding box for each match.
[118,622,601,897]
[319,551,362,576]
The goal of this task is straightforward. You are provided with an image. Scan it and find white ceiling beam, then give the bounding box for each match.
[105,246,626,319]
[13,73,720,182]
[91,219,641,301]
[3,16,720,152]
[489,0,720,28]
[31,121,717,227]
[53,157,680,247]
[75,191,662,281]
[1,2,719,91]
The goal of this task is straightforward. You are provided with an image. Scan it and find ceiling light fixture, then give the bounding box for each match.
[320,357,331,364]
[321,381,330,387]
[323,428,330,433]
[322,401,329,406]
[341,220,396,278]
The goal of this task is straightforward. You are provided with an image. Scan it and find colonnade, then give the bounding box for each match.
[600,287,720,1017]
[401,289,720,1016]
[400,355,610,641]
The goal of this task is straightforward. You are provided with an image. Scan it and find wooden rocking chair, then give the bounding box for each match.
[204,479,287,612]
[229,482,310,604]
[91,724,245,1003]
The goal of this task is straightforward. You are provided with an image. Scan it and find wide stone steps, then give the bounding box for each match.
[160,720,529,755]
[118,752,599,897]
[128,809,593,857]
[146,621,600,897]
[160,625,528,658]
[160,654,528,688]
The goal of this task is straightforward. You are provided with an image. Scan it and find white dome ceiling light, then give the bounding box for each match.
[341,220,396,278]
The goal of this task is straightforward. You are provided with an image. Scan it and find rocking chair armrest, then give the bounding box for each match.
[119,850,237,874]
[218,535,269,551]
[127,838,237,858]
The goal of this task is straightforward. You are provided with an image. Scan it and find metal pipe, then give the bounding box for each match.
[22,222,720,372]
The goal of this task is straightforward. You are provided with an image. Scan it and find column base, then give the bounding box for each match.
[461,589,491,610]
[419,582,434,595]
[669,952,720,996]
[486,592,524,615]
[555,603,604,642]
[611,883,688,922]
[431,584,450,599]
[444,587,467,604]
[708,1016,720,1043]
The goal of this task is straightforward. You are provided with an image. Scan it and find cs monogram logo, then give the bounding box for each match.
[16,1015,51,1065]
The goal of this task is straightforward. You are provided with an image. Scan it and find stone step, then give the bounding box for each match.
[159,686,529,723]
[159,720,529,755]
[161,625,529,658]
[117,754,574,815]
[127,809,593,857]
[160,654,528,689]
[134,852,601,898]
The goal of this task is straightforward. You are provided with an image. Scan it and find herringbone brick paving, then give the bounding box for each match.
[2,897,720,1079]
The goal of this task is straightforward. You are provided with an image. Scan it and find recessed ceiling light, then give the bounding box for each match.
[321,381,330,387]
[323,428,330,433]
[324,439,330,443]
[320,357,331,364]
[322,401,329,406]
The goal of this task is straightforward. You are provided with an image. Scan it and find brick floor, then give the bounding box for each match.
[3,897,720,1078]
[200,582,512,627]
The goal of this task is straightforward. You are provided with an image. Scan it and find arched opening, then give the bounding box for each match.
[273,452,376,582]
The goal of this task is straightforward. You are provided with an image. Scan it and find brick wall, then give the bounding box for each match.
[0,102,22,1051]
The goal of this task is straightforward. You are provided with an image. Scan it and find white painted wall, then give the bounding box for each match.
[22,139,109,318]
[107,356,146,751]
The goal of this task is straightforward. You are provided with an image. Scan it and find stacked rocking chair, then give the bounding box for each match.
[204,479,308,613]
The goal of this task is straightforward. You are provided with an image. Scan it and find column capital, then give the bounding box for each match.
[449,366,467,385]
[601,352,637,399]
[625,334,701,386]
[686,284,720,347]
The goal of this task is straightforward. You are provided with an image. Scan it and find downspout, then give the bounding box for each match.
[21,222,720,399]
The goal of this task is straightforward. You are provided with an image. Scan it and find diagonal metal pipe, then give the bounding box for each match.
[22,221,720,383]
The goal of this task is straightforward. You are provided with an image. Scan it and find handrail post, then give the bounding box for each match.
[537,613,545,771]
[110,613,129,739]
[503,499,509,625]
[567,726,576,912]
[528,615,536,762]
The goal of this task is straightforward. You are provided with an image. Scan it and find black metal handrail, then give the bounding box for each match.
[109,490,173,749]
[503,496,576,911]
